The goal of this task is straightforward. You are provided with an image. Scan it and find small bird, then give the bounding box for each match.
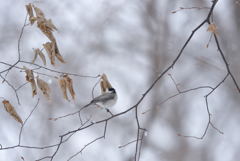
[80,87,117,111]
[90,88,117,108]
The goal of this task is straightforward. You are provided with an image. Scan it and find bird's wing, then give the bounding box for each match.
[91,93,115,103]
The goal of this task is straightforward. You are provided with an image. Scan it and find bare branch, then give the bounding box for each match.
[67,121,108,161]
[118,139,142,149]
[178,73,228,139]
[2,1,239,161]
[0,74,21,105]
[18,98,40,145]
[20,60,100,78]
[171,6,210,14]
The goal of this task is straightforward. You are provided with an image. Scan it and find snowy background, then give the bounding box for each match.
[0,0,240,161]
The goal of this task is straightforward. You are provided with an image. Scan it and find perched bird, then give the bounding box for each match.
[80,87,117,111]
[90,88,117,108]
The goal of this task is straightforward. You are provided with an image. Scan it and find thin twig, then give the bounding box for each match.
[141,85,213,114]
[171,6,210,14]
[18,98,40,145]
[20,60,100,79]
[0,74,21,105]
[179,73,228,139]
[118,139,142,149]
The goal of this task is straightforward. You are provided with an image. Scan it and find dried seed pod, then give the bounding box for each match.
[2,100,23,124]
[101,74,112,93]
[45,19,57,31]
[32,49,38,64]
[100,80,107,93]
[54,42,65,63]
[63,75,75,100]
[37,49,47,65]
[43,42,65,65]
[33,5,57,41]
[43,42,55,65]
[33,5,45,19]
[24,67,37,97]
[58,77,69,101]
[207,23,218,34]
[32,48,46,65]
[40,26,56,42]
[37,76,51,99]
[25,3,36,25]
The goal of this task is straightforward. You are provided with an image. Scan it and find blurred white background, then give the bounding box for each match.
[0,0,240,161]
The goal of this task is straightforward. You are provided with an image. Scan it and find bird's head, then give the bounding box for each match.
[108,88,116,93]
